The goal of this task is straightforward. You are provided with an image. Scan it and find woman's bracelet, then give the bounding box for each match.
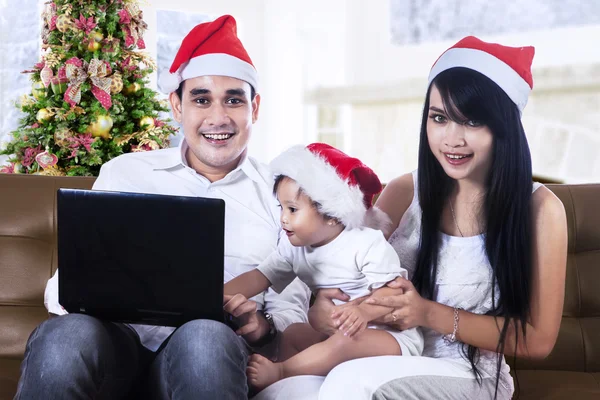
[443,307,461,344]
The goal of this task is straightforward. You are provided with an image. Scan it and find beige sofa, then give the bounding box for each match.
[0,173,598,399]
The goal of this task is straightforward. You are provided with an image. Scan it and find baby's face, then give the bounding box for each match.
[276,178,338,247]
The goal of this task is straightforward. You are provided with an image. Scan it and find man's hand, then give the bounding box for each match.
[223,294,269,343]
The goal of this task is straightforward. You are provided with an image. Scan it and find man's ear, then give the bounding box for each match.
[251,93,261,124]
[169,91,183,123]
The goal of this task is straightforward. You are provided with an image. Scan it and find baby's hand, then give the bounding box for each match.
[335,305,368,338]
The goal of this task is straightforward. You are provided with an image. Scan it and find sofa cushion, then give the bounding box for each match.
[0,358,20,400]
[513,370,600,400]
[0,307,49,359]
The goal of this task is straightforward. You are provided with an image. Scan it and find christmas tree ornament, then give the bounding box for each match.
[38,166,66,176]
[64,57,113,111]
[0,163,16,174]
[139,116,155,130]
[35,151,59,169]
[119,3,147,49]
[87,114,113,139]
[56,14,72,33]
[32,81,47,100]
[74,14,97,35]
[101,36,120,54]
[87,40,101,52]
[109,72,123,94]
[40,65,54,87]
[90,30,104,42]
[36,166,66,176]
[51,77,68,95]
[123,82,141,95]
[54,128,74,147]
[36,108,53,123]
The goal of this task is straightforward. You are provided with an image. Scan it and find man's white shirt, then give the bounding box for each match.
[45,140,311,351]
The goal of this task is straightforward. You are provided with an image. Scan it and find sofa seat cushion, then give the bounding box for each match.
[0,358,21,400]
[513,370,600,399]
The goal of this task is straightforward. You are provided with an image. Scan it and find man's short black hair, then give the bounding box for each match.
[174,80,256,100]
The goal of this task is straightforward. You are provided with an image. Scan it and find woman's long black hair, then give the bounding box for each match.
[413,67,533,397]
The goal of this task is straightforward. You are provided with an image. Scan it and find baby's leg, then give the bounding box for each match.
[278,323,328,361]
[247,329,400,392]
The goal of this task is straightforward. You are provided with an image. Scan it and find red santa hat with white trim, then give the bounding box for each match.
[428,36,535,113]
[158,15,258,94]
[270,143,390,231]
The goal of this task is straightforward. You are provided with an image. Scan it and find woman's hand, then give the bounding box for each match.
[308,288,361,336]
[367,277,432,331]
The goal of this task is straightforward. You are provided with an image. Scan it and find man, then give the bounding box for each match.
[15,15,310,399]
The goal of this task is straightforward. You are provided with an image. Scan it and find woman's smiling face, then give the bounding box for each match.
[426,84,494,183]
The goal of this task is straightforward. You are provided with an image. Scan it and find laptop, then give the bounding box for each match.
[57,188,225,327]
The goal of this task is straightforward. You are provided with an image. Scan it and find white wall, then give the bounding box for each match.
[143,0,350,162]
[0,0,41,165]
[307,0,600,183]
[344,0,600,86]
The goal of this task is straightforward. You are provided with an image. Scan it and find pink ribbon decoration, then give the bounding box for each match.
[64,58,86,107]
[41,65,67,87]
[64,57,113,110]
[120,56,137,72]
[87,59,113,110]
[119,4,146,49]
[42,2,57,31]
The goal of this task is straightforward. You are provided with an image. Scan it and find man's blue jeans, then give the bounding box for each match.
[14,314,250,399]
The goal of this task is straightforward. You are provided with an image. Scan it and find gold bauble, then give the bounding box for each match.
[110,72,123,94]
[36,108,52,123]
[139,116,155,130]
[36,166,66,176]
[87,114,113,139]
[123,82,141,95]
[13,162,23,174]
[90,30,104,42]
[32,81,47,100]
[87,40,101,52]
[54,128,73,147]
[56,14,72,33]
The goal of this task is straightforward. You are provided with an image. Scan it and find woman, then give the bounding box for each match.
[254,36,568,400]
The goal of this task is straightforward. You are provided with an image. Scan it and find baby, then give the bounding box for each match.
[224,143,423,392]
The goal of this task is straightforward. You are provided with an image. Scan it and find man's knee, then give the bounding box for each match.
[166,319,246,367]
[26,314,110,362]
[19,314,113,386]
[158,319,248,391]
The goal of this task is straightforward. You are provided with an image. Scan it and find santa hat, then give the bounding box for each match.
[158,15,258,94]
[270,143,390,231]
[428,36,535,113]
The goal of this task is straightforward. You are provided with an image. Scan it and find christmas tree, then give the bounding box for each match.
[0,0,177,176]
